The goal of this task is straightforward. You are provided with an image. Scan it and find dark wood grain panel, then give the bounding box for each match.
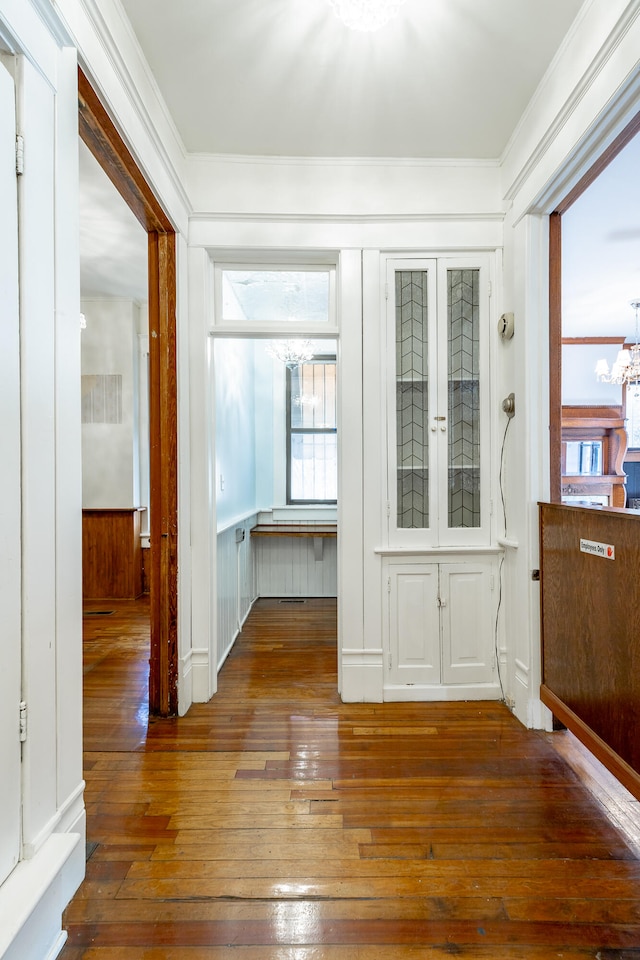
[540,502,640,797]
[82,509,143,598]
[148,230,178,717]
[78,70,172,234]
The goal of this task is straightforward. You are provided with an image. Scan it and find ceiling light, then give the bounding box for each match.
[326,0,408,32]
[595,300,640,388]
[267,340,315,368]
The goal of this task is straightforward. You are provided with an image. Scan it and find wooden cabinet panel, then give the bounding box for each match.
[82,509,144,599]
[540,502,640,799]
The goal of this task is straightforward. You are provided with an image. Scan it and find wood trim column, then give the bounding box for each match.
[549,211,562,504]
[148,231,178,715]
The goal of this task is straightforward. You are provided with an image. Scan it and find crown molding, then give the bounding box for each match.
[188,152,500,169]
[189,211,506,224]
[502,0,640,206]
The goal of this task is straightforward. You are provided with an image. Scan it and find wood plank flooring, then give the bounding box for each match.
[60,597,640,958]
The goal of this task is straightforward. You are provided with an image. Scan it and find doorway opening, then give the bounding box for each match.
[549,111,640,506]
[78,68,178,716]
[213,336,339,684]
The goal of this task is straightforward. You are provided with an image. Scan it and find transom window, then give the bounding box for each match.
[216,265,335,326]
[287,357,337,503]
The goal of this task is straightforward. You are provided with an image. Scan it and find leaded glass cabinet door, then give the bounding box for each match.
[387,259,438,546]
[387,256,490,547]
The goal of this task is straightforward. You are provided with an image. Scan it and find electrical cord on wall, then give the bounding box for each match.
[498,414,512,537]
[494,413,513,703]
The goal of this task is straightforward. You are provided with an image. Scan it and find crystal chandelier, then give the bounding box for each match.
[267,339,314,368]
[595,300,640,386]
[326,0,408,32]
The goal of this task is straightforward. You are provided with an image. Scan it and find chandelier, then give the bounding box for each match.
[326,0,408,32]
[267,339,314,368]
[595,300,640,386]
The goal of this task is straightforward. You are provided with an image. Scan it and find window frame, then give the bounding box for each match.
[212,261,338,335]
[286,353,338,505]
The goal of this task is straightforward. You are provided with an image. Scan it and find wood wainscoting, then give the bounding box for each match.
[82,508,145,599]
[540,501,640,799]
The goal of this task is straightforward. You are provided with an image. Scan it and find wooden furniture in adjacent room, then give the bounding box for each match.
[82,507,146,599]
[561,404,627,507]
[539,501,640,800]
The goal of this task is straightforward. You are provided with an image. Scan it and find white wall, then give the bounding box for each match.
[0,3,85,958]
[214,337,258,529]
[81,298,141,508]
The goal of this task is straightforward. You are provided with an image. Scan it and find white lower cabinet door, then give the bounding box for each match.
[388,564,440,686]
[440,562,495,684]
[386,559,495,693]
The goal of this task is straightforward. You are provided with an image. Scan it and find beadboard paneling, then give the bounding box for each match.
[217,516,257,667]
[255,535,337,597]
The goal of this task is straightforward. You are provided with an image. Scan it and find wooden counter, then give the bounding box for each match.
[250,523,337,562]
[250,524,337,537]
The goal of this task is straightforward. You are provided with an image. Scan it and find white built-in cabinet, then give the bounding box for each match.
[379,254,500,699]
[384,558,497,698]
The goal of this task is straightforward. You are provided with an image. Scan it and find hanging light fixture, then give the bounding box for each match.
[266,339,314,368]
[326,0,408,32]
[595,300,640,387]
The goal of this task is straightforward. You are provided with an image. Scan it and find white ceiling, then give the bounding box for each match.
[80,0,587,301]
[118,0,585,159]
[80,0,640,341]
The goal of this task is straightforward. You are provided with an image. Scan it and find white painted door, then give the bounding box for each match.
[387,563,440,686]
[0,59,22,885]
[441,562,495,684]
[386,560,495,691]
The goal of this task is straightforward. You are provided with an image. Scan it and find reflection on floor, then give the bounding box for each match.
[60,596,640,958]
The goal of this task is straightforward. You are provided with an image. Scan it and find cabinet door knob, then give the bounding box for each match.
[440,425,446,432]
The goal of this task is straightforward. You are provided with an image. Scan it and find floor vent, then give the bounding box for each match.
[84,610,115,616]
[278,599,306,604]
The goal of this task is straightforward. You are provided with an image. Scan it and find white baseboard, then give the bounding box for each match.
[0,832,83,960]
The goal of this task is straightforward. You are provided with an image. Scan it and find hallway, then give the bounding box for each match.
[60,597,640,958]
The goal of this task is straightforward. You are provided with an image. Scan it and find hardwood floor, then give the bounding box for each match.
[60,597,640,958]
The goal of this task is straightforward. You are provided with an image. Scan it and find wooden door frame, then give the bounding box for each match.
[78,68,178,716]
[549,110,640,503]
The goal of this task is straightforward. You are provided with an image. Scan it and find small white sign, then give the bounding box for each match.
[580,538,615,560]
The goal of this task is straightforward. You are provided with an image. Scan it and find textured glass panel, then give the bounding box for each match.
[290,434,337,501]
[222,270,330,323]
[447,269,480,528]
[395,271,429,528]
